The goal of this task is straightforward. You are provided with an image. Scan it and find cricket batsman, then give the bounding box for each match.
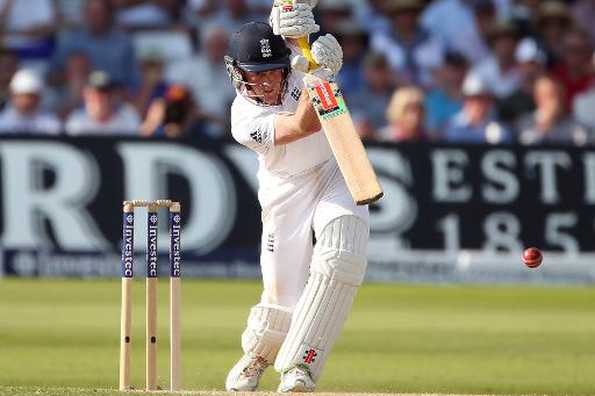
[223,1,369,392]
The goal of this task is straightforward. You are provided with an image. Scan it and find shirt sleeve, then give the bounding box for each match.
[230,97,276,156]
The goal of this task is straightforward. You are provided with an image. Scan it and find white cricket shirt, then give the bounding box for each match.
[230,67,332,183]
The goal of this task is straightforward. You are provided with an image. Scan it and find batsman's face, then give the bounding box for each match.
[244,69,284,106]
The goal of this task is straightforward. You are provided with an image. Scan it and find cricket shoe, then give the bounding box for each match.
[277,365,316,393]
[225,354,270,391]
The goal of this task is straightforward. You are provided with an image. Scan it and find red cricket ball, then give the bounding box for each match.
[522,247,543,269]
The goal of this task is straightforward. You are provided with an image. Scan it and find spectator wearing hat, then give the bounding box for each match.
[0,47,18,111]
[50,0,139,89]
[444,73,511,144]
[424,51,468,137]
[379,86,427,142]
[141,84,207,138]
[509,0,541,37]
[317,0,354,36]
[64,70,140,135]
[371,0,444,87]
[552,28,594,108]
[471,21,522,99]
[348,52,398,133]
[0,0,57,63]
[0,68,61,134]
[517,75,588,145]
[535,0,573,64]
[497,38,545,124]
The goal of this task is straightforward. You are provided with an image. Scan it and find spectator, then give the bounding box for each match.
[471,21,522,99]
[573,54,595,131]
[317,0,353,36]
[425,51,467,137]
[510,0,541,37]
[517,75,589,145]
[348,52,398,133]
[0,0,57,64]
[571,0,595,44]
[356,0,390,36]
[552,28,594,109]
[0,69,61,134]
[46,51,91,120]
[335,22,368,97]
[371,0,444,87]
[421,0,491,64]
[202,0,264,35]
[0,47,18,111]
[186,0,219,21]
[141,84,207,138]
[186,0,268,24]
[166,26,234,138]
[51,0,139,89]
[379,86,427,142]
[134,51,169,118]
[56,0,85,28]
[113,0,181,29]
[497,38,545,124]
[444,73,512,144]
[352,111,377,142]
[535,1,573,64]
[65,70,141,136]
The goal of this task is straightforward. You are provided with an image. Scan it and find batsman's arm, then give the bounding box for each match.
[273,89,321,145]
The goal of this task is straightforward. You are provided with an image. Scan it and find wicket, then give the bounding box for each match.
[119,199,182,391]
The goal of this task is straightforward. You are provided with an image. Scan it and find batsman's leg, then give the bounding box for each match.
[227,201,315,391]
[225,304,292,391]
[274,215,368,392]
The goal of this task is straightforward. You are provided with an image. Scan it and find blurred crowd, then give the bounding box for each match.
[1,0,595,145]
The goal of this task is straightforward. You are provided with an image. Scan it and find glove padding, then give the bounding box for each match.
[271,2,319,38]
[311,34,343,76]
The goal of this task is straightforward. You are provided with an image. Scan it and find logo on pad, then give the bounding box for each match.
[302,349,317,364]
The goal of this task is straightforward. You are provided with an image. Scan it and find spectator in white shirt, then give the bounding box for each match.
[113,0,180,29]
[0,0,57,63]
[65,70,140,136]
[371,0,444,87]
[0,68,61,134]
[421,0,492,64]
[470,21,522,99]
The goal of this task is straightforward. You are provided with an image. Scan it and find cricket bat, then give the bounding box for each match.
[280,1,383,205]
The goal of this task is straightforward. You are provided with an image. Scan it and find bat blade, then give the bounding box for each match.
[304,74,383,205]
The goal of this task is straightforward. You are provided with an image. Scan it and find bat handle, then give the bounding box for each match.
[297,37,319,71]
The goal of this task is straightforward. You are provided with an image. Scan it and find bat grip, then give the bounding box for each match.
[297,37,319,71]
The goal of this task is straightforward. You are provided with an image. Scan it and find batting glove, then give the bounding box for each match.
[271,1,319,38]
[291,55,334,81]
[311,34,343,77]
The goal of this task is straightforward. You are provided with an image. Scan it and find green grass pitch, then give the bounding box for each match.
[1,279,594,396]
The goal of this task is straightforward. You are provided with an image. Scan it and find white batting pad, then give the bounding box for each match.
[274,215,368,380]
[241,304,293,364]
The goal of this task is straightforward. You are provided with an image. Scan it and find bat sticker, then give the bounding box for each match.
[308,81,348,120]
